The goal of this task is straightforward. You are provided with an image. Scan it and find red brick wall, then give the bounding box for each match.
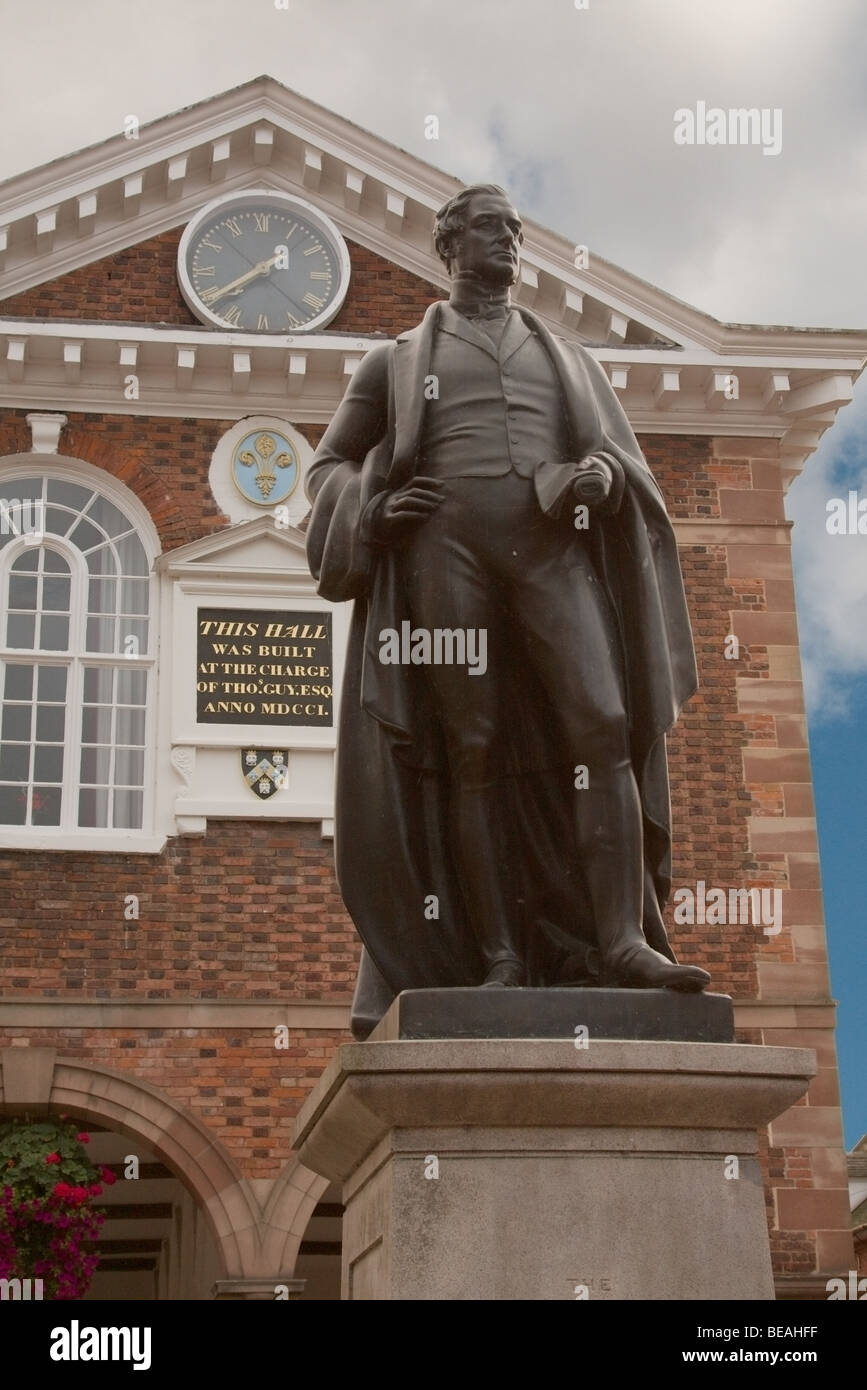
[0,229,443,337]
[0,1026,347,1179]
[0,821,357,1001]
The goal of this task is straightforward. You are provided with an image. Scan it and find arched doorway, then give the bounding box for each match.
[0,1047,262,1298]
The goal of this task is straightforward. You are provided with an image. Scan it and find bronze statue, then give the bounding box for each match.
[306,184,710,1036]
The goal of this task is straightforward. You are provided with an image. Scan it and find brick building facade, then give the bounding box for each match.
[0,77,864,1299]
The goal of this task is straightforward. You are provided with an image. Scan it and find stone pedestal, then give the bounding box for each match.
[293,1018,815,1301]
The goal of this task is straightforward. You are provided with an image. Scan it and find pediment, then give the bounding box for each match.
[0,75,714,350]
[159,515,311,577]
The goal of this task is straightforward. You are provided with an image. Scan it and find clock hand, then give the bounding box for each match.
[201,254,280,307]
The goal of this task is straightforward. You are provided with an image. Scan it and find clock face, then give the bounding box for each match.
[177,191,351,332]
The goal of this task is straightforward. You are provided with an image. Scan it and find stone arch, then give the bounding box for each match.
[0,1047,263,1281]
[259,1155,331,1274]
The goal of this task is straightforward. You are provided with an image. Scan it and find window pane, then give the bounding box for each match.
[8,575,38,609]
[4,666,33,700]
[43,549,69,574]
[112,788,143,829]
[45,506,75,537]
[5,478,42,502]
[115,707,145,745]
[0,744,29,780]
[42,576,71,612]
[118,619,148,656]
[88,578,117,614]
[81,705,112,742]
[32,786,62,827]
[80,745,112,783]
[68,518,103,552]
[83,667,114,703]
[35,705,65,741]
[47,479,92,510]
[114,747,144,785]
[87,546,116,577]
[0,785,26,825]
[38,615,69,651]
[86,615,116,652]
[34,745,64,782]
[119,579,149,615]
[115,533,148,576]
[6,614,36,648]
[79,786,109,828]
[116,668,146,705]
[2,705,31,740]
[85,495,131,539]
[37,666,67,701]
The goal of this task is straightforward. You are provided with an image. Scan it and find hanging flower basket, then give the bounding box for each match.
[0,1116,116,1299]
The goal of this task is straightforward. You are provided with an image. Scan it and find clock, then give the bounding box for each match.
[177,190,351,332]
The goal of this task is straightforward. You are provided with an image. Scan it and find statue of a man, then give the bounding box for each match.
[307,184,710,1036]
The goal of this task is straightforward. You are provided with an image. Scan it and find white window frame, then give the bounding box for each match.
[0,457,162,852]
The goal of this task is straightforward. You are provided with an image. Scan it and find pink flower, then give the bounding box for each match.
[45,1152,61,1164]
[52,1182,73,1199]
[88,1183,103,1197]
[99,1166,117,1186]
[76,1133,90,1144]
[69,1185,88,1203]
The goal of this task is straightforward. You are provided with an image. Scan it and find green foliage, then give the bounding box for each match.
[0,1117,100,1200]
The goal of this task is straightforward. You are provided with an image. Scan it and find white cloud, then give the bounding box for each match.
[788,376,867,719]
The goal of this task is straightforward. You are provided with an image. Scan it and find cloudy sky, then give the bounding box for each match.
[1,0,865,1139]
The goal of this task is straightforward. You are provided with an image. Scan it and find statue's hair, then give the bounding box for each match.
[433,184,516,271]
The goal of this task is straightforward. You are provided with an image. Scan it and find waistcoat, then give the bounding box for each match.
[418,305,573,478]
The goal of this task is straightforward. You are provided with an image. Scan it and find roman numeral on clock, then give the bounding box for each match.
[254,214,270,232]
[222,304,242,326]
[303,292,326,310]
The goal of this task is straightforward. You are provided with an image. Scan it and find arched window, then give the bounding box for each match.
[0,472,156,842]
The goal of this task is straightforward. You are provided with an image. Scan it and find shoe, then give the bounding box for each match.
[481,960,524,988]
[604,943,710,993]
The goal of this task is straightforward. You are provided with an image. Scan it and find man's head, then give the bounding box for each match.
[433,185,523,285]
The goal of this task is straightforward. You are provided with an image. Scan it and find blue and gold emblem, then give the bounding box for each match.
[242,748,289,800]
[232,430,299,506]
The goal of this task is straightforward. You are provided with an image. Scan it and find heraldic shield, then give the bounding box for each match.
[242,749,289,800]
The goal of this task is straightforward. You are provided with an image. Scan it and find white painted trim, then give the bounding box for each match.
[0,455,161,851]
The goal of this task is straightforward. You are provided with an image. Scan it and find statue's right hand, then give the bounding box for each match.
[372,476,445,544]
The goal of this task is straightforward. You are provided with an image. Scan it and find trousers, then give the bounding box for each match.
[401,472,644,975]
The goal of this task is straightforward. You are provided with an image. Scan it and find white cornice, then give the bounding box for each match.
[0,316,860,485]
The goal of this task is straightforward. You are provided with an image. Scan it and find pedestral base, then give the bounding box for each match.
[293,999,815,1301]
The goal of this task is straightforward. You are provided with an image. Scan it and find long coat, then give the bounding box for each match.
[306,300,698,1032]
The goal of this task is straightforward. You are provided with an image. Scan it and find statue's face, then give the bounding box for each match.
[451,192,522,285]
